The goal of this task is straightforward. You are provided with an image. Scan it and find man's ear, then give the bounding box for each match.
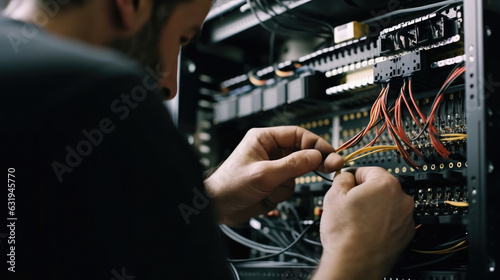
[114,0,151,35]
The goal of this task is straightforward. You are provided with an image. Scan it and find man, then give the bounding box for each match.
[0,0,415,279]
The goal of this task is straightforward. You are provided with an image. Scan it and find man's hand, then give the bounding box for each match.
[312,167,415,280]
[204,126,344,226]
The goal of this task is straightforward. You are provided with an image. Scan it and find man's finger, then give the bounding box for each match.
[330,171,356,195]
[258,149,322,187]
[255,126,336,155]
[318,152,345,173]
[353,167,401,191]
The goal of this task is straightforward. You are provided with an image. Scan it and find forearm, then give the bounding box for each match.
[204,175,253,226]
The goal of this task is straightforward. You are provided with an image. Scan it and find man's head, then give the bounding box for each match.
[110,0,211,99]
[5,0,212,99]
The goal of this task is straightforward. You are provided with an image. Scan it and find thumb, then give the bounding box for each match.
[260,149,322,186]
[330,171,356,196]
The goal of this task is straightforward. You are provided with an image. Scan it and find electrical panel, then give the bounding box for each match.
[177,0,499,279]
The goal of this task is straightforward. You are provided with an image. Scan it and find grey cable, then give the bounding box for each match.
[362,0,461,24]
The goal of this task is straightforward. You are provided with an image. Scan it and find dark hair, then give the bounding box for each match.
[39,0,87,8]
[55,0,192,10]
[110,0,195,68]
[40,0,197,68]
[65,0,86,5]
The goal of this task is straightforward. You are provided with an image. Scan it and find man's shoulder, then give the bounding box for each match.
[0,15,167,112]
[0,15,145,81]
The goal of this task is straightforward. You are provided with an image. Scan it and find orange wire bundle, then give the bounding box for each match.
[426,65,466,160]
[335,63,466,166]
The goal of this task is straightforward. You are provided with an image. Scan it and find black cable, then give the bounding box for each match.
[280,201,304,232]
[259,216,321,247]
[220,224,318,263]
[259,217,314,257]
[271,0,335,45]
[227,225,312,263]
[246,0,289,36]
[313,170,333,183]
[269,31,276,65]
[431,2,458,15]
[400,252,457,270]
[254,0,322,37]
[410,62,465,141]
[246,0,333,40]
[261,0,330,36]
[362,0,461,24]
[413,236,468,251]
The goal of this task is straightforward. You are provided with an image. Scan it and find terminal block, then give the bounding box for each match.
[373,51,421,83]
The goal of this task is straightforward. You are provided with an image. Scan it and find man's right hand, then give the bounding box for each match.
[312,167,415,280]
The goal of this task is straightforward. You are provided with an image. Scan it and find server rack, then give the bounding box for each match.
[177,0,499,278]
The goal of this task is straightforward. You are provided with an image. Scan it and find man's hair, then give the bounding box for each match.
[111,0,194,69]
[36,0,197,70]
[64,0,86,5]
[57,0,194,15]
[37,0,87,8]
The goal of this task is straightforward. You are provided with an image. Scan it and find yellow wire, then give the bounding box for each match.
[339,133,467,171]
[342,134,465,164]
[344,145,398,163]
[348,148,397,163]
[411,240,466,254]
[441,137,467,142]
[440,134,467,142]
[440,133,467,138]
[444,201,469,207]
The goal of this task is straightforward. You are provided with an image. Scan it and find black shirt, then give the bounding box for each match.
[0,15,231,280]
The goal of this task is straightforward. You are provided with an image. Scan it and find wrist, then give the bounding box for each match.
[204,176,250,227]
[203,176,223,217]
[203,176,218,199]
[311,241,386,280]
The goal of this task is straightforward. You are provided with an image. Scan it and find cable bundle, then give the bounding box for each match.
[246,0,335,45]
[335,63,466,170]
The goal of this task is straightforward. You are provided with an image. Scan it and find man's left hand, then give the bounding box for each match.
[204,126,344,226]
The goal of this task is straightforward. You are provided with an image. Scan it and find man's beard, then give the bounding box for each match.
[111,20,162,70]
[110,4,170,72]
[109,4,175,98]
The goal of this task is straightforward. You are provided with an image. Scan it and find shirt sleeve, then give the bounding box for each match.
[6,64,233,280]
[78,69,233,279]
